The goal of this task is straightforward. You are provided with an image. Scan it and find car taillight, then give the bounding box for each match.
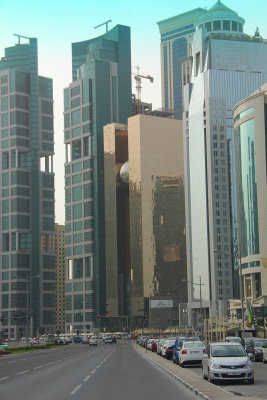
[164,346,166,349]
[167,347,172,351]
[203,349,206,354]
[182,350,187,354]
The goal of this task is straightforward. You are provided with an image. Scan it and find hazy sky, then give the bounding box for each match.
[0,0,266,224]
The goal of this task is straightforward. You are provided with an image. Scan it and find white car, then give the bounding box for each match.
[202,342,254,384]
[161,339,176,359]
[178,341,206,367]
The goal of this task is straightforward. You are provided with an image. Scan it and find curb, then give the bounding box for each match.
[146,355,211,400]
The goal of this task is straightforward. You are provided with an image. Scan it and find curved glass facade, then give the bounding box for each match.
[235,118,259,264]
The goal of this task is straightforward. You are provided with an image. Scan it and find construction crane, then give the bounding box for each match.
[133,66,153,114]
[94,20,112,39]
[13,34,30,44]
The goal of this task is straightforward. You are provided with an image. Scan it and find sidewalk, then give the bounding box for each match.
[134,343,261,400]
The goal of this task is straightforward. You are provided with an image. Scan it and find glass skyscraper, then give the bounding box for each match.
[64,25,132,334]
[0,37,55,338]
[180,1,267,322]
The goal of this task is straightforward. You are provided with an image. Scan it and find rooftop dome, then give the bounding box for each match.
[195,0,245,35]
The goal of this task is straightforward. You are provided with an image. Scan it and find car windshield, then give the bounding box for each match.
[255,340,267,347]
[211,345,246,357]
[184,342,204,348]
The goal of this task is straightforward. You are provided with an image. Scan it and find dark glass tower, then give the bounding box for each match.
[64,25,132,334]
[0,37,55,338]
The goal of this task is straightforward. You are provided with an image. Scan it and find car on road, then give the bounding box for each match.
[104,337,113,344]
[202,342,254,384]
[178,341,206,367]
[246,338,267,362]
[89,338,97,346]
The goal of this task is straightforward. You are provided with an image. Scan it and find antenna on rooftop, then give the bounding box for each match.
[94,20,112,39]
[13,34,30,44]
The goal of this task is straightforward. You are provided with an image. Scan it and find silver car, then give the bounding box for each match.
[202,342,254,384]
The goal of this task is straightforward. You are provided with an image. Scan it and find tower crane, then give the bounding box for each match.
[133,66,153,114]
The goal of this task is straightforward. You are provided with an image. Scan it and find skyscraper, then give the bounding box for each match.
[157,7,205,118]
[64,25,132,334]
[0,37,55,338]
[180,1,267,323]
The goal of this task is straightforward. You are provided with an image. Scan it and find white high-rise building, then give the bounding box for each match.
[181,1,267,325]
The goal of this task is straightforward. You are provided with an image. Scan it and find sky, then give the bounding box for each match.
[0,0,266,224]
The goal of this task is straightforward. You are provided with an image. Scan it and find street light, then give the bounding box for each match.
[182,277,204,340]
[213,247,245,339]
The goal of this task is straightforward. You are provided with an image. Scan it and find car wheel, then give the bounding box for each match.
[248,377,254,384]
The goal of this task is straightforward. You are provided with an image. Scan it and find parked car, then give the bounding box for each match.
[173,337,200,364]
[151,340,158,352]
[161,339,176,359]
[89,338,97,346]
[178,341,206,367]
[81,336,90,344]
[157,339,164,355]
[73,336,83,343]
[226,336,242,344]
[262,346,267,364]
[202,342,254,384]
[30,338,40,345]
[246,338,267,362]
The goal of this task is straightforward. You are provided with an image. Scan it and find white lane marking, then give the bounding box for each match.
[8,361,17,363]
[96,365,101,369]
[83,375,91,382]
[0,376,9,381]
[17,370,30,375]
[55,359,61,363]
[46,362,54,365]
[91,369,96,374]
[33,365,44,369]
[71,384,82,395]
[100,361,104,364]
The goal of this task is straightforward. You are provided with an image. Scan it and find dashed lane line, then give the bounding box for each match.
[83,375,91,382]
[16,370,30,375]
[33,365,44,369]
[91,369,96,374]
[70,384,82,395]
[0,376,9,381]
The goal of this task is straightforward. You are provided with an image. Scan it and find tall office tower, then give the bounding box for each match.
[64,25,132,334]
[158,7,205,118]
[181,1,267,324]
[0,37,55,338]
[55,223,65,333]
[104,115,187,330]
[231,84,267,325]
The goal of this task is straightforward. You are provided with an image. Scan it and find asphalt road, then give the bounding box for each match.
[0,341,198,400]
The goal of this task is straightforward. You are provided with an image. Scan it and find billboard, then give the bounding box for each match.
[150,299,173,309]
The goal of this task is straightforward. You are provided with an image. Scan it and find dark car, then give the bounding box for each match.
[247,338,267,361]
[73,336,83,343]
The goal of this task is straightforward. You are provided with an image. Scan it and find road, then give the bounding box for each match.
[0,341,198,400]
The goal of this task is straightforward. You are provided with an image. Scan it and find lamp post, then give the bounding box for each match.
[182,277,204,340]
[213,247,245,339]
